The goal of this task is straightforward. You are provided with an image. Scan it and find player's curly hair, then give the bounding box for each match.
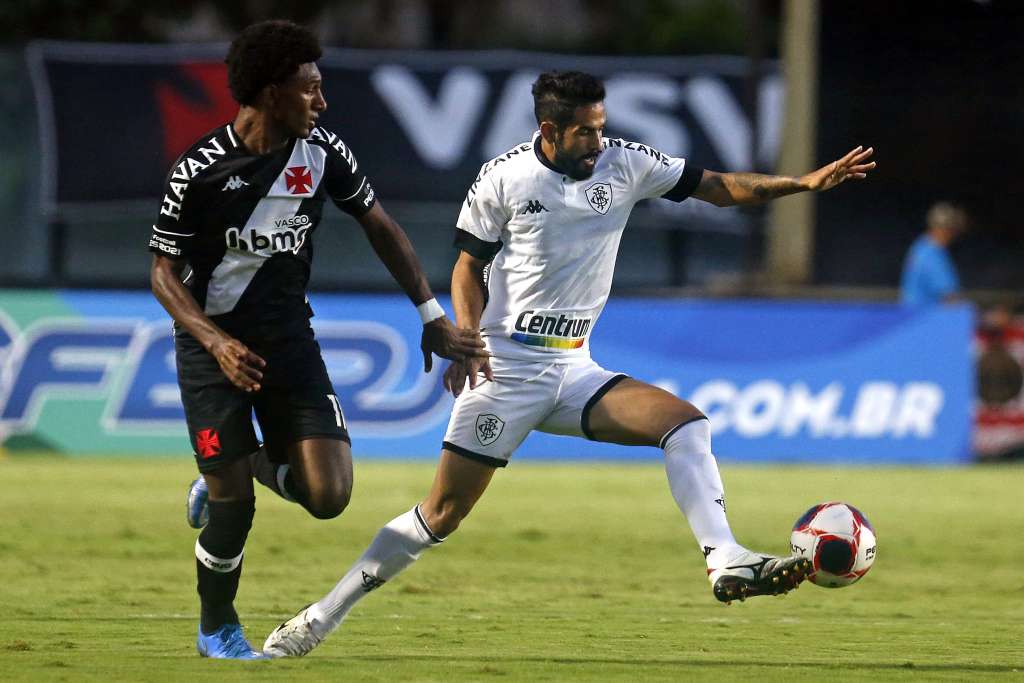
[532,71,606,130]
[225,20,323,106]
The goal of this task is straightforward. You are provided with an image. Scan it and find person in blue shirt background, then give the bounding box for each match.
[900,201,968,305]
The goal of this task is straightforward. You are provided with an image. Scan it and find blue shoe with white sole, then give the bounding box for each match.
[197,623,266,659]
[186,476,209,529]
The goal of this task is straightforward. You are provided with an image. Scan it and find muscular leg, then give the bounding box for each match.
[585,377,703,446]
[250,438,353,519]
[587,377,809,602]
[419,449,497,536]
[196,456,256,634]
[204,454,255,501]
[286,438,353,520]
[294,450,496,640]
[586,378,740,565]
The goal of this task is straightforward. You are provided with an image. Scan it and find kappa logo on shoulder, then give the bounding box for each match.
[584,182,612,215]
[475,413,505,446]
[221,176,249,191]
[520,199,549,215]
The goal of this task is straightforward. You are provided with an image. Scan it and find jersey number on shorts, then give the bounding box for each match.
[326,394,346,429]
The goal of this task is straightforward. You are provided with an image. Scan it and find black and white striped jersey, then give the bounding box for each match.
[148,123,375,343]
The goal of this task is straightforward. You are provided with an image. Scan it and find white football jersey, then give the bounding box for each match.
[456,133,694,361]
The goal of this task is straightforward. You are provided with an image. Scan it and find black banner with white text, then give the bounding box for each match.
[28,43,781,211]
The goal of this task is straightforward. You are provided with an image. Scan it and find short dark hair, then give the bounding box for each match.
[531,71,606,130]
[225,20,323,106]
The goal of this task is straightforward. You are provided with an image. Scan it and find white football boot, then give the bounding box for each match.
[708,548,811,603]
[263,605,326,658]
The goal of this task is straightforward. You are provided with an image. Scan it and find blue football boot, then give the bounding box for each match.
[186,476,209,529]
[197,623,266,659]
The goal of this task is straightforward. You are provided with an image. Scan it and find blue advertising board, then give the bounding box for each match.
[0,291,972,464]
[585,300,974,463]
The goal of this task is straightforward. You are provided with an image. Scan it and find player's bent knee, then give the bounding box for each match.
[304,481,352,520]
[307,495,349,520]
[658,402,708,448]
[665,400,705,428]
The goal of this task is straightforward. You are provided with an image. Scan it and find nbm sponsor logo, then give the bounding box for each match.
[225,224,310,254]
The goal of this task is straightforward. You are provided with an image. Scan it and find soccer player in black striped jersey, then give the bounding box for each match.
[148,20,486,659]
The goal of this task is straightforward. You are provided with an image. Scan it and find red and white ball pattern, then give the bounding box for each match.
[790,502,876,588]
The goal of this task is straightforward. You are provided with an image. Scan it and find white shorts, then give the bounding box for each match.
[442,356,627,467]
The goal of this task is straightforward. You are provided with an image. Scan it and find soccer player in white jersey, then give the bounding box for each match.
[263,70,876,657]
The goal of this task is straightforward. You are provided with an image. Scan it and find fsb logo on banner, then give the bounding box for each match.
[0,292,454,455]
[0,292,973,463]
[0,321,450,436]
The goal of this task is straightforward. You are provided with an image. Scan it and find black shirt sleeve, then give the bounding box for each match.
[319,129,376,217]
[454,228,503,261]
[148,156,197,259]
[662,164,704,203]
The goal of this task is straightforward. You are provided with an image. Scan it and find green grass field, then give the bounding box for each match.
[1,456,1022,681]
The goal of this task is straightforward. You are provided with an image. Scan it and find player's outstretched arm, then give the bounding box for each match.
[444,250,494,397]
[355,203,487,371]
[691,146,876,207]
[149,254,265,392]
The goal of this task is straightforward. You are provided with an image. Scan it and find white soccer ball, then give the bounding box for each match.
[789,502,876,588]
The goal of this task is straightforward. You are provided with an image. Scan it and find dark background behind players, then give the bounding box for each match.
[0,0,1020,297]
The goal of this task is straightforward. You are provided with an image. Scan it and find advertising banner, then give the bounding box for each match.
[0,291,972,463]
[27,42,781,211]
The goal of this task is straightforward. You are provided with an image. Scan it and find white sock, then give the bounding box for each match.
[248,448,297,502]
[275,464,296,502]
[309,505,442,634]
[662,418,741,568]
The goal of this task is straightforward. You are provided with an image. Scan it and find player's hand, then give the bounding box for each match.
[443,357,494,397]
[210,336,266,392]
[802,146,876,192]
[421,317,489,372]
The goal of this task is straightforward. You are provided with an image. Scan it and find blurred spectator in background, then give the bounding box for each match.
[977,303,1024,407]
[899,201,968,306]
[975,302,1024,461]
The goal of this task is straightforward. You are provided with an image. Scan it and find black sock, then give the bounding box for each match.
[195,499,254,635]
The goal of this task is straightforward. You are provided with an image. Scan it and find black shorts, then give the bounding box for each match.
[176,328,350,473]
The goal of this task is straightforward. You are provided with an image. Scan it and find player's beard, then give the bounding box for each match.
[555,146,598,180]
[551,131,599,180]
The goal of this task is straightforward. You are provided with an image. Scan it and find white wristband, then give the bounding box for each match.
[417,298,446,324]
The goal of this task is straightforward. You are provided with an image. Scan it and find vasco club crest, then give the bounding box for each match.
[476,413,505,446]
[285,165,314,195]
[584,182,612,215]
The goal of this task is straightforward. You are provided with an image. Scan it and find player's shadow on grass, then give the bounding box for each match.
[339,655,1019,674]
